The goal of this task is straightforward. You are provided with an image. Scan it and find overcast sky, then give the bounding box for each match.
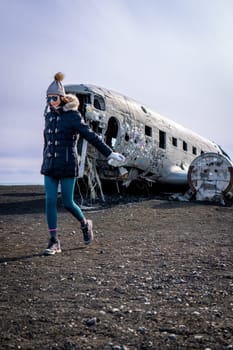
[0,0,233,184]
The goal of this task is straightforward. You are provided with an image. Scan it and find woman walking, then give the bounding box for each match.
[41,72,125,255]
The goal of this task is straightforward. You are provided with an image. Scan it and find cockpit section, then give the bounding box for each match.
[64,87,106,133]
[64,85,123,199]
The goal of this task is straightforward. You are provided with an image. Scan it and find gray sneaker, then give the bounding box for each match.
[43,237,61,256]
[81,220,93,245]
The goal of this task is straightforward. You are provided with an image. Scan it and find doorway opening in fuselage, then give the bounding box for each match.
[105,117,119,150]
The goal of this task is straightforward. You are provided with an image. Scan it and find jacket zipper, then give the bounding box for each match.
[66,147,69,162]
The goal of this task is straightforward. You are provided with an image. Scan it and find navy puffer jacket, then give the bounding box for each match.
[41,96,112,178]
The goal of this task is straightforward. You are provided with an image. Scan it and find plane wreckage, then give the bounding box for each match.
[64,84,232,204]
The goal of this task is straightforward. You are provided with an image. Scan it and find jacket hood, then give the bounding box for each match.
[63,94,80,112]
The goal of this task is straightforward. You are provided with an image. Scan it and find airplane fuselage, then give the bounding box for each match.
[65,84,225,187]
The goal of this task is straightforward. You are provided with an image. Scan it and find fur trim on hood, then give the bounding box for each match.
[63,94,80,112]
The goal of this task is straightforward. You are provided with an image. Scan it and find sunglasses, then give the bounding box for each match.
[47,96,59,102]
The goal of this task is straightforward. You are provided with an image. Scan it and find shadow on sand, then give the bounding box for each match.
[0,247,87,264]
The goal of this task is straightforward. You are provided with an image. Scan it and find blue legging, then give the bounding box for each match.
[44,176,85,229]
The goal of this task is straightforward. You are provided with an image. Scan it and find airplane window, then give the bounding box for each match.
[145,125,152,137]
[192,146,197,155]
[141,106,147,113]
[159,130,166,149]
[94,99,101,109]
[183,141,188,151]
[125,133,129,142]
[93,95,106,111]
[172,137,177,147]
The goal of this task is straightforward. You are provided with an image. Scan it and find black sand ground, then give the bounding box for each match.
[0,185,232,350]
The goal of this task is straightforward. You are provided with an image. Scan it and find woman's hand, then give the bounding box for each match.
[107,152,125,165]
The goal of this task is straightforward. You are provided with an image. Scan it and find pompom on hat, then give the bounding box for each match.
[47,72,65,96]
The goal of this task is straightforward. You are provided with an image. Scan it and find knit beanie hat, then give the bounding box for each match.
[47,72,65,96]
